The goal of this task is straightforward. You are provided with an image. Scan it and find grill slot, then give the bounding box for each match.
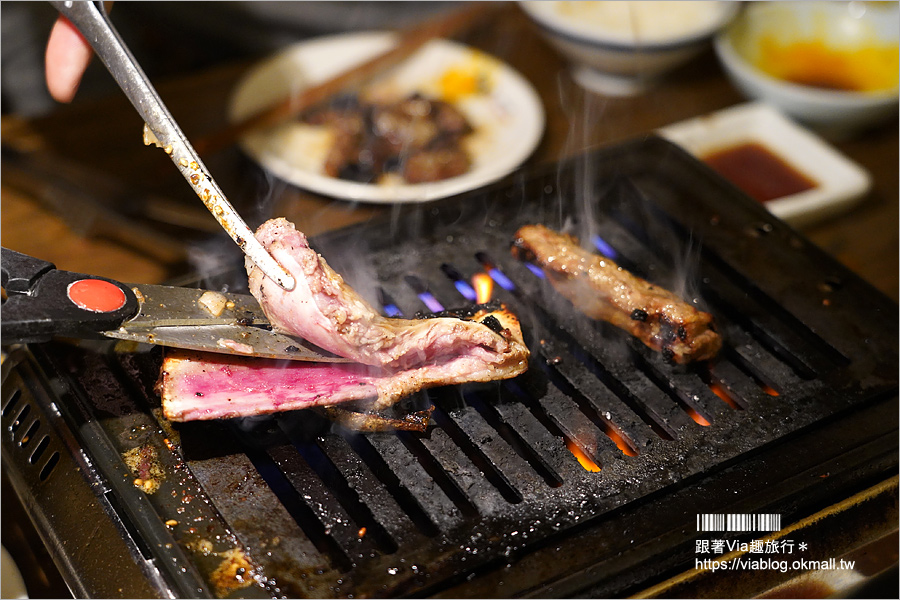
[464,391,564,488]
[2,377,62,482]
[539,347,646,457]
[429,401,530,503]
[38,450,60,482]
[292,434,399,555]
[257,443,360,570]
[2,388,23,417]
[325,432,439,543]
[365,431,466,530]
[417,423,510,515]
[3,137,895,598]
[500,377,595,481]
[18,417,41,448]
[29,434,51,464]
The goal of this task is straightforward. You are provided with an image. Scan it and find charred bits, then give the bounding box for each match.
[480,314,505,334]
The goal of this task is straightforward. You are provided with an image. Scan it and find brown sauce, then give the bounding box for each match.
[702,142,818,203]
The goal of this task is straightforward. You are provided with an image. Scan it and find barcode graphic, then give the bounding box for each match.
[697,513,782,532]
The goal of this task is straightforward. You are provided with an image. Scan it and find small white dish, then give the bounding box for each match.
[657,102,872,227]
[228,32,545,204]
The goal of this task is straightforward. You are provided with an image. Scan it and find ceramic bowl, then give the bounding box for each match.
[714,1,899,139]
[519,1,740,96]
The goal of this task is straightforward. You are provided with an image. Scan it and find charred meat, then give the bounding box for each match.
[158,218,529,422]
[511,224,721,364]
[300,93,473,184]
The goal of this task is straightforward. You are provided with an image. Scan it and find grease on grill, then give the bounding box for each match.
[122,444,165,494]
[208,547,256,596]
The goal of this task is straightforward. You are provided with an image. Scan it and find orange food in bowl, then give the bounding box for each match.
[755,37,899,92]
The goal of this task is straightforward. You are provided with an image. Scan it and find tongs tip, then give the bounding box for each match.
[244,243,295,291]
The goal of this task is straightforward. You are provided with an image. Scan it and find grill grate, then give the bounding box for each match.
[3,137,896,598]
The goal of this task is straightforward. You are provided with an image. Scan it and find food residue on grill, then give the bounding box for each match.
[702,142,818,202]
[298,92,474,184]
[512,224,721,364]
[209,547,256,596]
[315,404,435,433]
[122,444,165,494]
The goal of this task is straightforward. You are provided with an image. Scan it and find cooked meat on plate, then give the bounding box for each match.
[300,92,473,184]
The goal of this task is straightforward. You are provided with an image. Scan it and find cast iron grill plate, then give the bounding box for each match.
[2,137,897,598]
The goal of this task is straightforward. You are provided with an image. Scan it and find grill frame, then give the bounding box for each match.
[2,136,897,598]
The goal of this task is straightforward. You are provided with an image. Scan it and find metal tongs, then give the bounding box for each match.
[49,1,295,292]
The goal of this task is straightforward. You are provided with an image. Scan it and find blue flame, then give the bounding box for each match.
[382,304,403,317]
[525,263,545,279]
[454,280,478,302]
[487,267,516,291]
[417,292,444,313]
[592,234,618,259]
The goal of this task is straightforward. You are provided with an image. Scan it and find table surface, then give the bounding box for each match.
[2,4,897,302]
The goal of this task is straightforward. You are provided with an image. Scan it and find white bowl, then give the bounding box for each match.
[714,1,899,140]
[519,1,740,96]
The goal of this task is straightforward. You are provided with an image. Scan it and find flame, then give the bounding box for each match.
[473,273,493,304]
[708,380,741,410]
[605,427,638,457]
[686,407,711,427]
[760,383,780,397]
[565,438,601,472]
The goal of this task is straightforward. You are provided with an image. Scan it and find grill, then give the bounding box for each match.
[3,136,897,598]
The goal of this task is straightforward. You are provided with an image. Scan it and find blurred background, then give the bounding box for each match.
[1,2,461,117]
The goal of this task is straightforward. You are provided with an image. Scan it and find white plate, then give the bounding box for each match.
[657,102,872,227]
[228,32,545,203]
[1,546,28,599]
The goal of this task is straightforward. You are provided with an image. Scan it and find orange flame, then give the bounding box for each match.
[605,426,638,457]
[565,438,601,472]
[473,273,493,304]
[708,380,741,409]
[760,383,780,396]
[686,407,711,427]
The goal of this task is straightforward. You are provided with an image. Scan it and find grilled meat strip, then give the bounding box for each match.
[512,224,721,364]
[159,304,527,421]
[248,218,529,373]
